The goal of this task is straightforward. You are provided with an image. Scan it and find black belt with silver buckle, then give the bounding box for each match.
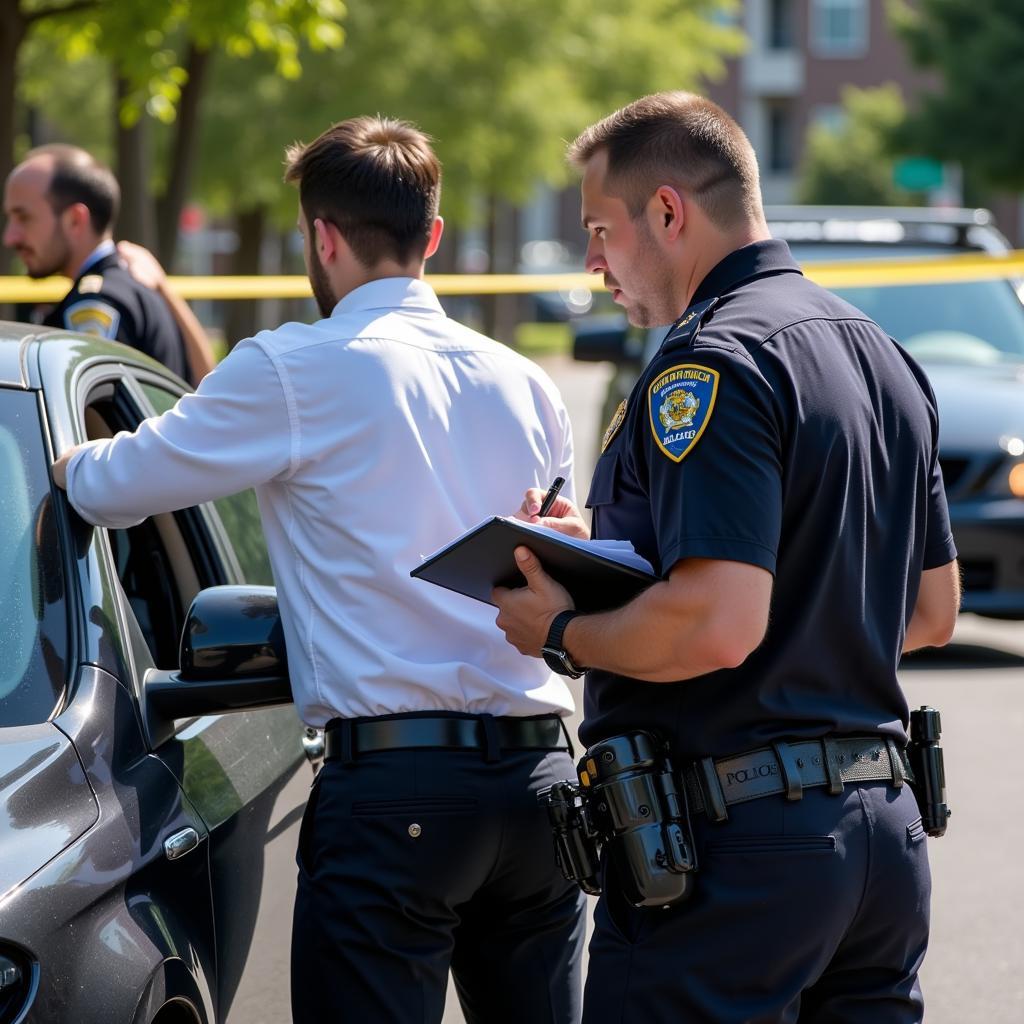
[683,736,914,822]
[323,712,570,763]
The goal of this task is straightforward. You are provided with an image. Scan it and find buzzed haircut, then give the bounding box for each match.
[284,116,441,267]
[28,144,120,236]
[568,92,763,230]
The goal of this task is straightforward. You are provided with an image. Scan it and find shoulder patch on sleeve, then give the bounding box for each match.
[648,362,719,462]
[64,299,121,340]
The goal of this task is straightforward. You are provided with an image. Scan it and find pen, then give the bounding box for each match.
[537,476,565,518]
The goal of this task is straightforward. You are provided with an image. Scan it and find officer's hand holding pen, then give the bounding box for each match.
[518,478,591,540]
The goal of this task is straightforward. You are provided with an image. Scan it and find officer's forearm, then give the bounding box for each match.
[563,559,772,682]
[157,280,217,385]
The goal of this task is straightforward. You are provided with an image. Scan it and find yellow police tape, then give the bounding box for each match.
[0,250,1022,303]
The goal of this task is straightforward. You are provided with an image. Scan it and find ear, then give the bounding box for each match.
[423,216,444,261]
[313,217,339,265]
[651,186,685,242]
[62,202,92,235]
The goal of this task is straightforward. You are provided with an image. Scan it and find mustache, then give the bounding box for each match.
[604,276,620,290]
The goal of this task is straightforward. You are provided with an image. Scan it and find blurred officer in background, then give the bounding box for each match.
[493,91,960,1023]
[53,116,584,1024]
[3,144,214,385]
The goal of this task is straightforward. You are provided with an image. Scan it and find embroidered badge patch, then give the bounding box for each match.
[64,299,120,340]
[648,363,719,462]
[601,399,627,453]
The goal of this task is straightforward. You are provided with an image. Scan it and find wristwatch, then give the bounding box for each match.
[542,610,586,678]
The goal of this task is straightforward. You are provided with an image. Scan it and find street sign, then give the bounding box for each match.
[894,157,945,191]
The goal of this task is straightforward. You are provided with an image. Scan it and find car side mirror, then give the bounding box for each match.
[572,315,632,363]
[145,585,292,725]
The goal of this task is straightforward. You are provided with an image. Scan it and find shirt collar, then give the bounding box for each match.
[691,238,802,306]
[76,239,117,279]
[330,276,445,318]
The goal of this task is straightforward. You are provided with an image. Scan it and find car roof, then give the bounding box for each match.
[764,205,1009,254]
[0,321,173,390]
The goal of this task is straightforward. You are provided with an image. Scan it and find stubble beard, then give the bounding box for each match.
[26,225,71,279]
[308,255,337,318]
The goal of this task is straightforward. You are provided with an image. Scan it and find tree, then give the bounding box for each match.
[893,0,1024,192]
[797,84,919,206]
[12,0,346,258]
[192,0,744,338]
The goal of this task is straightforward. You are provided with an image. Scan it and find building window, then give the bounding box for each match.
[811,0,868,56]
[768,0,795,50]
[766,101,795,173]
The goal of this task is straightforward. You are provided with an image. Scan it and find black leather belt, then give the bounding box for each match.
[324,712,570,763]
[683,736,913,822]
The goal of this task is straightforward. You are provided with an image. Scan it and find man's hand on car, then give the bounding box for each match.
[52,444,85,490]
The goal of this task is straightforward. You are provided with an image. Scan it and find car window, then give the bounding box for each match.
[137,381,274,585]
[0,389,67,726]
[832,280,1024,364]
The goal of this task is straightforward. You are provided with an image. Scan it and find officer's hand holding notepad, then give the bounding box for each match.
[411,517,658,613]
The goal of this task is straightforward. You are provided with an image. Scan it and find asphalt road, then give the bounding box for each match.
[438,354,1024,1023]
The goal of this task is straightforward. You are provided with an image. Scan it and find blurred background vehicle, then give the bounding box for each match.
[0,326,313,1023]
[573,206,1024,619]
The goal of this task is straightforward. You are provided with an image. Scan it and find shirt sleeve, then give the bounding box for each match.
[65,338,296,528]
[642,343,782,575]
[919,379,957,570]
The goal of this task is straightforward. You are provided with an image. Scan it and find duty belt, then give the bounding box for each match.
[324,712,570,764]
[683,736,913,823]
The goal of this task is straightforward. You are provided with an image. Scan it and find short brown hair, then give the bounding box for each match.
[27,143,120,236]
[284,116,440,267]
[568,92,762,230]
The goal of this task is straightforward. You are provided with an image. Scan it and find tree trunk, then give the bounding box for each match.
[156,42,211,269]
[0,3,27,275]
[225,205,266,348]
[481,194,519,344]
[115,75,157,248]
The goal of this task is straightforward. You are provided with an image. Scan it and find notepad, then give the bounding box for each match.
[411,516,659,613]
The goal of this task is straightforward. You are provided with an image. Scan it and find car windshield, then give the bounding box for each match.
[790,242,1024,366]
[0,389,67,726]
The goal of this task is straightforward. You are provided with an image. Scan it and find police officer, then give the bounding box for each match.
[53,116,585,1024]
[2,144,204,383]
[494,92,960,1023]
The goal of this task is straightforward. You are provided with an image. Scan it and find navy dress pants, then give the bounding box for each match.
[584,781,930,1024]
[291,744,586,1023]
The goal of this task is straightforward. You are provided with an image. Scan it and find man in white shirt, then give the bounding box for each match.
[53,116,585,1024]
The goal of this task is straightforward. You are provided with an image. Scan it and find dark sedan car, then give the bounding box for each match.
[0,326,314,1023]
[574,207,1024,618]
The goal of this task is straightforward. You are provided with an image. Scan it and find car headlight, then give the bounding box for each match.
[1009,462,1024,498]
[0,948,37,1023]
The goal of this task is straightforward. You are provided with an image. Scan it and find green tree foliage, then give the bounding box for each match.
[196,0,745,228]
[893,0,1024,192]
[797,85,918,206]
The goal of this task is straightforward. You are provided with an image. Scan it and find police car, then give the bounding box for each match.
[574,207,1024,619]
[0,326,314,1023]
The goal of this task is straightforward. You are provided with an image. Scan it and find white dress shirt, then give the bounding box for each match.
[66,277,577,724]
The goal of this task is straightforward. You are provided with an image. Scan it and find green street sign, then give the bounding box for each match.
[894,157,945,191]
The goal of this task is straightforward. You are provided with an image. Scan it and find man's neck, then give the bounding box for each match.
[332,260,427,302]
[679,223,771,309]
[66,237,114,279]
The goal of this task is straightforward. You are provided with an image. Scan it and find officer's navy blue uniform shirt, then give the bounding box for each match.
[582,239,956,759]
[44,242,188,380]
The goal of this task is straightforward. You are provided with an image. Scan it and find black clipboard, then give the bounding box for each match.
[410,516,659,613]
